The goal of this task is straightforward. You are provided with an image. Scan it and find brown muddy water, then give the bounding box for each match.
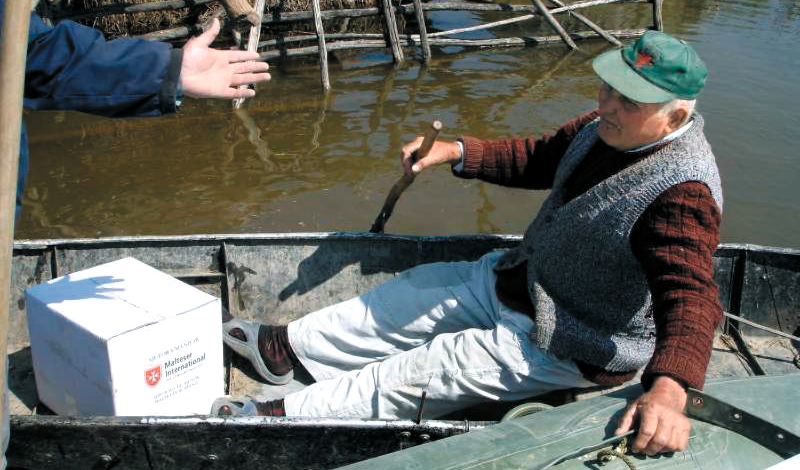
[16,0,800,249]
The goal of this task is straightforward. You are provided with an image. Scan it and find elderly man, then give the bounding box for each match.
[215,31,722,456]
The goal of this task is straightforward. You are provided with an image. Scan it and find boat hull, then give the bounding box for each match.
[338,374,800,470]
[6,233,800,469]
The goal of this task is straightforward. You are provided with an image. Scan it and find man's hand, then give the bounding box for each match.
[614,376,691,455]
[180,18,271,99]
[400,139,461,175]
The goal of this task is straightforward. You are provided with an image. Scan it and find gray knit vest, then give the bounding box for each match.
[494,114,723,371]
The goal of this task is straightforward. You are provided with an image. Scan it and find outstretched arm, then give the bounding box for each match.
[620,181,723,455]
[24,11,270,115]
[399,110,600,189]
[180,18,271,100]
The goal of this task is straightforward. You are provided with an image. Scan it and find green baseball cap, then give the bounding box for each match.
[592,31,707,103]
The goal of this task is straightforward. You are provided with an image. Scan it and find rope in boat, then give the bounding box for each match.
[723,311,800,343]
[595,437,637,469]
[723,311,800,370]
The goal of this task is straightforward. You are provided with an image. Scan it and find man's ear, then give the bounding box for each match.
[667,107,688,132]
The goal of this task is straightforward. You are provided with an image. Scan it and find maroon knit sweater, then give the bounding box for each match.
[458,110,723,391]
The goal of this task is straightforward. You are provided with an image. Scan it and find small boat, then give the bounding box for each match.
[338,373,800,470]
[6,233,800,469]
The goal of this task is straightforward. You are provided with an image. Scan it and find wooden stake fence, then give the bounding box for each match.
[548,0,622,46]
[532,0,577,50]
[39,0,665,90]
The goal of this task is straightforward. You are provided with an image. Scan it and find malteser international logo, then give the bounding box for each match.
[145,338,205,389]
[145,365,162,387]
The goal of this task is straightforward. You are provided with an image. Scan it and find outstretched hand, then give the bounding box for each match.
[180,18,271,99]
[400,138,461,175]
[615,375,691,456]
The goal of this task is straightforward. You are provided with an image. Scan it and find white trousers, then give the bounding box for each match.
[286,252,594,419]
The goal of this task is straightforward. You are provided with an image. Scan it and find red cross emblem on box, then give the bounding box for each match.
[145,365,161,387]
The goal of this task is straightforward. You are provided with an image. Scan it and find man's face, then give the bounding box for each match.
[596,81,674,150]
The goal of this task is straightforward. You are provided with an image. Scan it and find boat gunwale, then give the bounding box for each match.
[10,413,489,431]
[12,232,800,256]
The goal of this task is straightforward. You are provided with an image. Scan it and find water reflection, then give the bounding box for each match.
[17,0,800,249]
[230,108,274,174]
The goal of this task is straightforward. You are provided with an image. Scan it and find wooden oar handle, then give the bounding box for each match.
[368,120,443,234]
[413,120,443,165]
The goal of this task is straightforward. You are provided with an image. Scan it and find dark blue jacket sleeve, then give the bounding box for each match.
[1,1,184,219]
[24,11,182,117]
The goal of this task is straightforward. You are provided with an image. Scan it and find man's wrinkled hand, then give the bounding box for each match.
[400,139,461,175]
[614,376,692,456]
[180,18,271,100]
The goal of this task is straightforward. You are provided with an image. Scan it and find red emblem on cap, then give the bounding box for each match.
[635,52,654,69]
[145,365,161,387]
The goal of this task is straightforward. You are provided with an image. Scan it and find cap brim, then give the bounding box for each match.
[592,48,675,104]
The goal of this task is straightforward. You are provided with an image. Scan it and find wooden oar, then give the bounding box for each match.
[370,120,442,234]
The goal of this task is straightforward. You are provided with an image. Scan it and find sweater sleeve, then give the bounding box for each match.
[631,182,723,391]
[455,110,599,189]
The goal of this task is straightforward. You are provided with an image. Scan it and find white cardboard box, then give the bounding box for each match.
[26,257,223,416]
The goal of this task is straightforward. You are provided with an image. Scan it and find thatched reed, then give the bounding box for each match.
[39,0,381,38]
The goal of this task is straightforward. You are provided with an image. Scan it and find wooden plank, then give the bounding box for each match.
[427,14,536,38]
[531,0,578,50]
[257,29,649,61]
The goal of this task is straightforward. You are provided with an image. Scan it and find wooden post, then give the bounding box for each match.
[381,0,404,63]
[652,0,664,31]
[411,0,431,62]
[311,0,331,90]
[532,0,578,50]
[548,0,620,46]
[0,0,33,455]
[233,0,268,108]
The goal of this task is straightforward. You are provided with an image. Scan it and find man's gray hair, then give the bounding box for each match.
[660,99,696,125]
